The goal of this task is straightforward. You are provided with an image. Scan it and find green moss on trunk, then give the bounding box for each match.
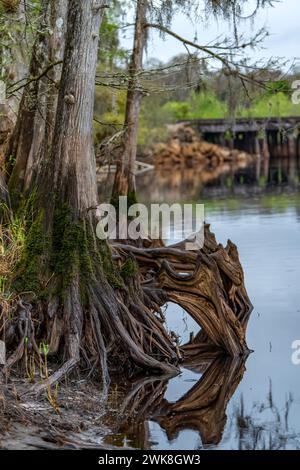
[13,202,124,299]
[127,190,138,207]
[121,256,139,279]
[14,209,49,294]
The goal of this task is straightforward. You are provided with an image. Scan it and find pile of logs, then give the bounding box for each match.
[154,125,253,171]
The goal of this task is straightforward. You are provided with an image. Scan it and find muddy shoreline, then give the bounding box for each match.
[1,354,243,450]
[0,370,119,450]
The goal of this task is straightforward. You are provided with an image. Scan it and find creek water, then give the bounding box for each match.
[100,156,300,450]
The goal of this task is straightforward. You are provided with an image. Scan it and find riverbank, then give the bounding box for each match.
[0,372,114,450]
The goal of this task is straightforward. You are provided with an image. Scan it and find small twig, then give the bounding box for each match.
[7,61,63,96]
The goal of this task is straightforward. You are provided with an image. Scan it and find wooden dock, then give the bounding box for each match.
[180,117,300,158]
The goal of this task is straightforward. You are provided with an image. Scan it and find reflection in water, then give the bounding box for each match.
[156,356,246,447]
[102,356,246,449]
[231,383,299,450]
[137,155,300,202]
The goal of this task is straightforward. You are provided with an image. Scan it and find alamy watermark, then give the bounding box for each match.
[291,340,300,365]
[0,80,6,104]
[291,80,300,105]
[95,197,205,250]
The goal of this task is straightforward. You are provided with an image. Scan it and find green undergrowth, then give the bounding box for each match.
[110,189,138,210]
[12,200,124,301]
[13,208,49,295]
[120,256,139,279]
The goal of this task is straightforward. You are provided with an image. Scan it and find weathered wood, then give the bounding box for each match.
[113,223,253,357]
[153,125,253,171]
[181,117,300,134]
[180,117,300,158]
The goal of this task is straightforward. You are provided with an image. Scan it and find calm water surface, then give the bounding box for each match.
[101,158,300,450]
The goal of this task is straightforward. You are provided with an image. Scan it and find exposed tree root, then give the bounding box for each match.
[3,300,40,371]
[29,358,79,395]
[112,223,253,359]
[2,222,252,393]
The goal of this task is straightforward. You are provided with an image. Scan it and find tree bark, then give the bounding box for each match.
[113,224,252,358]
[111,0,147,205]
[6,0,67,201]
[0,0,27,133]
[0,0,27,210]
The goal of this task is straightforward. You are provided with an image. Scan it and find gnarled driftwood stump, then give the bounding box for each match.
[113,223,252,358]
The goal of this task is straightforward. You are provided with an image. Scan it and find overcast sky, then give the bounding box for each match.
[122,0,300,68]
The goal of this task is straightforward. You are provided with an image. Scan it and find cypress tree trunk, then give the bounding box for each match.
[0,0,27,209]
[0,0,27,133]
[111,0,147,205]
[6,0,67,201]
[6,0,177,391]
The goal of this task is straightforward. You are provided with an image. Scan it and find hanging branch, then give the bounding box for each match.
[144,22,269,90]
